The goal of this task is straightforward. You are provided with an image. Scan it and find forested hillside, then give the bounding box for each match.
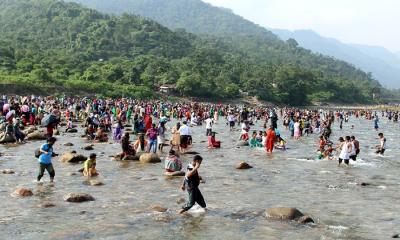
[0,0,382,104]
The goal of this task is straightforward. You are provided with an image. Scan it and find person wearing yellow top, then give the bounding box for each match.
[83,153,98,177]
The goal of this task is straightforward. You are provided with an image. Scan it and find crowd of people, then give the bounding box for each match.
[0,95,394,213]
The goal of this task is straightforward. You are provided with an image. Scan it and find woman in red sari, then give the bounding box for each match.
[265,126,276,153]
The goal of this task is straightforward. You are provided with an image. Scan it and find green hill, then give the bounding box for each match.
[0,0,382,104]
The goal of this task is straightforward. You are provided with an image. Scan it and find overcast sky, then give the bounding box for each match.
[202,0,400,52]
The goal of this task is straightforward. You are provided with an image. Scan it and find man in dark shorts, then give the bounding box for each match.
[179,155,206,214]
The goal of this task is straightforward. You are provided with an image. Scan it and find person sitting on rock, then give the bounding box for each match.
[65,117,73,132]
[121,132,135,157]
[85,124,95,140]
[83,153,98,177]
[94,127,108,142]
[165,149,183,173]
[207,132,221,148]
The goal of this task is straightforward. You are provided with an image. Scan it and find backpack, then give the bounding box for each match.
[34,144,51,158]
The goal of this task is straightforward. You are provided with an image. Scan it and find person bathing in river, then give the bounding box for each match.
[207,132,221,149]
[121,132,135,157]
[249,131,262,148]
[180,155,206,214]
[275,136,286,150]
[83,153,98,177]
[165,149,183,173]
[338,136,352,166]
[350,136,360,161]
[376,133,386,155]
[265,126,276,153]
[133,133,148,153]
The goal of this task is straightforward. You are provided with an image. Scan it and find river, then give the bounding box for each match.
[0,115,399,239]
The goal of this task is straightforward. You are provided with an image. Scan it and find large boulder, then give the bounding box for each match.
[122,155,139,161]
[60,152,87,164]
[0,134,16,143]
[236,162,253,170]
[22,126,37,135]
[266,207,314,224]
[11,188,33,197]
[139,153,161,163]
[64,193,95,203]
[27,131,47,141]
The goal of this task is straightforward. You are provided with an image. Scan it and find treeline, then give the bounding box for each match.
[0,0,382,104]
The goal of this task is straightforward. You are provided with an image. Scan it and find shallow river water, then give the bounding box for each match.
[1,115,399,240]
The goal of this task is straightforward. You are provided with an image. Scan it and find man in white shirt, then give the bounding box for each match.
[179,121,192,152]
[205,116,213,136]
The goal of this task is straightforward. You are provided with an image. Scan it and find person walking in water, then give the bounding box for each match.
[37,137,57,183]
[350,136,360,161]
[338,136,352,166]
[376,133,386,155]
[179,155,206,214]
[265,126,276,153]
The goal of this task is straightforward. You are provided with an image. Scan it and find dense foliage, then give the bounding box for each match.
[0,0,383,104]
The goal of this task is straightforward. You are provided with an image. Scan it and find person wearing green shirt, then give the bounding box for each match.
[83,153,98,177]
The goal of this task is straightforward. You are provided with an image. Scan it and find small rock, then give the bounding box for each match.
[150,205,168,212]
[64,142,74,146]
[64,193,95,203]
[60,152,87,163]
[236,141,249,147]
[266,207,305,221]
[89,180,104,186]
[83,145,94,151]
[39,202,56,208]
[1,169,15,174]
[298,215,314,224]
[236,162,253,170]
[66,128,78,133]
[392,234,399,238]
[12,188,33,197]
[360,182,371,187]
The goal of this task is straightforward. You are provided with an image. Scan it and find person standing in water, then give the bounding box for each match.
[350,136,360,161]
[180,155,206,214]
[37,137,57,183]
[338,136,352,166]
[265,126,276,153]
[376,133,386,155]
[374,115,379,131]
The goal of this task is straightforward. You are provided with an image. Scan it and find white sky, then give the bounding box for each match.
[202,0,400,52]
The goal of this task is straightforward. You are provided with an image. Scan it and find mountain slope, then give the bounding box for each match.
[271,29,400,88]
[66,0,382,102]
[0,0,383,104]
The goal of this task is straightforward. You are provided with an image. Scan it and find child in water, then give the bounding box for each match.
[275,136,286,150]
[83,153,98,177]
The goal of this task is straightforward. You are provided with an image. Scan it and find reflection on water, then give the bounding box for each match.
[0,116,399,239]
